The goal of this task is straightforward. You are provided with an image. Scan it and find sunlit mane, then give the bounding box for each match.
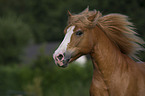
[68,8,145,59]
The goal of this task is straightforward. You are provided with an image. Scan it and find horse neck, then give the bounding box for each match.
[90,26,128,83]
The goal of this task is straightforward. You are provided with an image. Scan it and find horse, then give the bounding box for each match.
[53,7,145,96]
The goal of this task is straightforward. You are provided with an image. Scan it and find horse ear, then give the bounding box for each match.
[81,6,89,14]
[88,10,97,22]
[68,10,72,17]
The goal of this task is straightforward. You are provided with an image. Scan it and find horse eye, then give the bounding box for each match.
[76,31,83,36]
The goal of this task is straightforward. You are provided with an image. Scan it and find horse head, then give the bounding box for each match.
[53,8,99,67]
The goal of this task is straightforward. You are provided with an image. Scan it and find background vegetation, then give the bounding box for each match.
[0,55,93,96]
[0,0,145,96]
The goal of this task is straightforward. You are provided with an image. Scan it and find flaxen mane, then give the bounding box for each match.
[68,8,145,59]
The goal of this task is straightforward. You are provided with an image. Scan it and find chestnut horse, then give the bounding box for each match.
[53,8,145,96]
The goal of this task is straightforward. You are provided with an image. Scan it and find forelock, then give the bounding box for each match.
[67,10,102,28]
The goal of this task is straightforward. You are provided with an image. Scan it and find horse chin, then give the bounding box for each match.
[55,57,71,68]
[56,55,81,68]
[57,57,76,68]
[54,50,81,68]
[62,58,71,68]
[56,59,70,68]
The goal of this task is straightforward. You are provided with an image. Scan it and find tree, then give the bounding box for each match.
[0,14,32,64]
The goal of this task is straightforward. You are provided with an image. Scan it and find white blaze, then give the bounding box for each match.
[54,26,75,56]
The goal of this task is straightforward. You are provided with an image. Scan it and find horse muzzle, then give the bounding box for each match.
[53,51,71,68]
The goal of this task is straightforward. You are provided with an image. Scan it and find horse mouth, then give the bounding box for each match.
[57,58,71,68]
[53,50,80,68]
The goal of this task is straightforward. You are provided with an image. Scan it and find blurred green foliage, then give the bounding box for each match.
[0,55,93,96]
[0,0,145,43]
[0,14,32,64]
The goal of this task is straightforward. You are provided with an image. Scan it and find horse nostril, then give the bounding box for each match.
[57,54,64,61]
